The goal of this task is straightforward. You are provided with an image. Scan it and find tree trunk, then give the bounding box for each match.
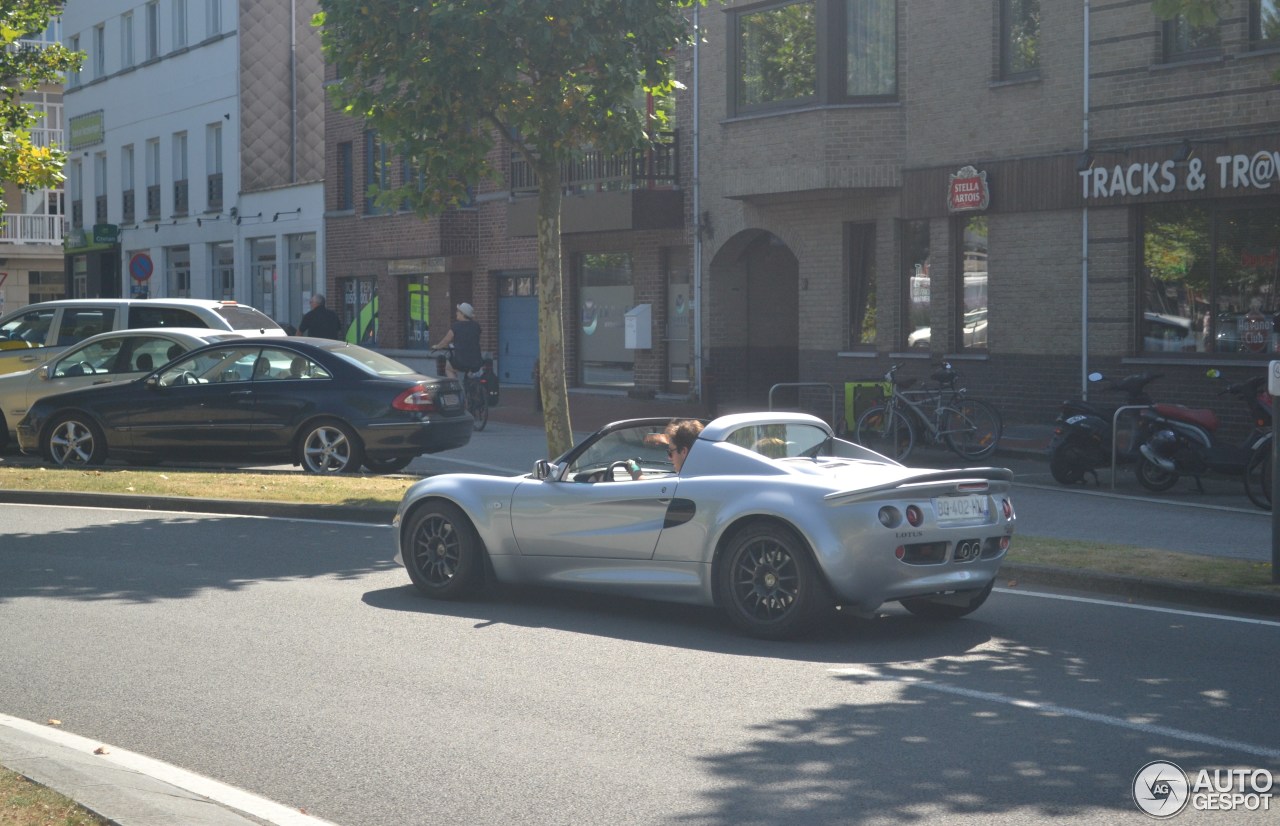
[535,157,574,457]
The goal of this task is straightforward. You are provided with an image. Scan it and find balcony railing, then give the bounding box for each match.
[173,179,188,216]
[0,213,64,244]
[207,173,223,210]
[146,185,160,219]
[95,194,107,224]
[509,130,679,196]
[122,189,135,223]
[71,199,82,228]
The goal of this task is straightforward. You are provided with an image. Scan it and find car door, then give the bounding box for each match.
[124,344,265,459]
[0,306,57,375]
[237,347,331,450]
[508,423,676,559]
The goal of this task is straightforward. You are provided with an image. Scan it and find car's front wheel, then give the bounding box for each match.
[298,419,363,474]
[900,579,994,620]
[403,501,485,600]
[45,413,107,467]
[716,523,832,640]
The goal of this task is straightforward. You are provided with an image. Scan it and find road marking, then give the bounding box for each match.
[828,665,1280,761]
[994,587,1280,627]
[0,714,339,825]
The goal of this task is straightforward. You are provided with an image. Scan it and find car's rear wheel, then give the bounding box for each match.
[900,579,994,620]
[299,419,363,474]
[45,414,107,467]
[716,523,832,640]
[403,501,485,600]
[363,456,414,474]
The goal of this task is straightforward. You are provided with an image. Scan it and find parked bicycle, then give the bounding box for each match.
[1245,430,1272,510]
[854,362,1002,462]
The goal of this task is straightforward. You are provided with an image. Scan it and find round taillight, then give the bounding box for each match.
[905,505,923,527]
[878,506,900,528]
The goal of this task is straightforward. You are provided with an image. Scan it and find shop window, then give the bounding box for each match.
[1162,13,1220,62]
[578,252,634,387]
[1252,0,1280,48]
[730,0,896,115]
[1141,202,1280,356]
[999,0,1040,79]
[846,223,876,349]
[956,216,988,352]
[901,220,931,351]
[405,274,430,350]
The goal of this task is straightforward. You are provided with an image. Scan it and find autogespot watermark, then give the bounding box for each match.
[1133,761,1274,818]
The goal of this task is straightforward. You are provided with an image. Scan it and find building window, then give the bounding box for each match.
[578,252,634,387]
[1252,0,1280,47]
[121,145,135,223]
[1141,201,1280,356]
[364,132,390,215]
[250,237,278,318]
[122,12,135,68]
[1163,13,1220,62]
[405,274,430,350]
[286,233,317,328]
[956,216,988,352]
[1000,0,1040,78]
[211,241,234,300]
[68,35,80,86]
[172,131,188,215]
[206,122,222,209]
[69,159,82,228]
[92,24,105,78]
[335,141,353,210]
[208,0,222,37]
[93,153,107,224]
[731,0,896,115]
[902,220,931,350]
[166,246,191,298]
[845,223,876,349]
[173,0,187,48]
[146,1,160,60]
[29,271,66,302]
[145,138,160,219]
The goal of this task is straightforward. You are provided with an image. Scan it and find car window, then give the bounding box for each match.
[0,308,56,347]
[213,304,283,331]
[324,343,417,377]
[157,345,261,386]
[128,336,192,372]
[52,336,128,377]
[565,424,672,481]
[725,423,829,459]
[245,348,331,381]
[129,307,207,329]
[58,308,115,345]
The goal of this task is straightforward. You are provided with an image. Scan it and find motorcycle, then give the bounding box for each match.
[1048,371,1162,485]
[1133,371,1273,494]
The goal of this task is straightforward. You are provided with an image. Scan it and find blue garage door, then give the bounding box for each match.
[497,273,538,386]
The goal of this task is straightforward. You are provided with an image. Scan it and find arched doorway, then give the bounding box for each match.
[708,230,799,409]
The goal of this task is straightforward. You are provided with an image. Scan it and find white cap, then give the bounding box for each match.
[457,302,474,318]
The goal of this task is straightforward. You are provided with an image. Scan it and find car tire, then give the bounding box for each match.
[363,456,414,474]
[44,413,107,468]
[1048,433,1091,485]
[403,500,485,600]
[900,579,994,620]
[716,523,832,640]
[299,419,364,474]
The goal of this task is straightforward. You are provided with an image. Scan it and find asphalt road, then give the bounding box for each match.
[2,503,1277,825]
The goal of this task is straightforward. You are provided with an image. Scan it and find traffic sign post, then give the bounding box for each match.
[129,252,154,284]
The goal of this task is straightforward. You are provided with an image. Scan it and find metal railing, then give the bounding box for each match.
[0,213,64,244]
[509,130,679,196]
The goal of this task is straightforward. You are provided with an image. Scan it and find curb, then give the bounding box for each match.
[4,488,1276,618]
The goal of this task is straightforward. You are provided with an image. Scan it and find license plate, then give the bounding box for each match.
[440,393,461,409]
[934,495,988,523]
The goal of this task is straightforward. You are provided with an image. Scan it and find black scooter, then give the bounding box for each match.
[1047,372,1161,485]
[1132,372,1272,494]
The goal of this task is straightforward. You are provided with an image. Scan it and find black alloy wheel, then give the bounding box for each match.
[403,501,484,600]
[716,523,831,640]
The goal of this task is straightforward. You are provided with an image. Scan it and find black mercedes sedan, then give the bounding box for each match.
[16,338,472,474]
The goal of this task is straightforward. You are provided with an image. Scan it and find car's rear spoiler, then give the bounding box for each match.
[823,467,1014,503]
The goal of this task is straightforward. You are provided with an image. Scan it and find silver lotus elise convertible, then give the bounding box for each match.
[393,412,1016,638]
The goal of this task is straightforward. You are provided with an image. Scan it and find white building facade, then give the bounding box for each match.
[60,0,325,331]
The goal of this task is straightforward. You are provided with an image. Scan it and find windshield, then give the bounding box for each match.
[214,304,283,331]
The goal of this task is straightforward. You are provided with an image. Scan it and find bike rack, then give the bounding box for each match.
[1109,405,1149,490]
[768,382,838,430]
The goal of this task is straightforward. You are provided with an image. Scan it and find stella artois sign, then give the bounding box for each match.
[948,165,990,212]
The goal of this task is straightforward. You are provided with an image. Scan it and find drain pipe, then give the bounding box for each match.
[691,4,704,403]
[1081,0,1091,400]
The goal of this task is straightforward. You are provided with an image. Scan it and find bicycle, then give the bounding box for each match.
[1244,430,1272,510]
[854,362,1002,462]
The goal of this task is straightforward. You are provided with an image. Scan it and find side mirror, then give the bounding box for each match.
[533,459,556,481]
[145,375,161,390]
[36,365,51,381]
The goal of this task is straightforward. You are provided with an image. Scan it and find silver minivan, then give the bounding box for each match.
[0,298,286,375]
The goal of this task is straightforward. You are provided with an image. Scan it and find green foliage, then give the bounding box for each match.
[315,0,698,214]
[0,0,81,212]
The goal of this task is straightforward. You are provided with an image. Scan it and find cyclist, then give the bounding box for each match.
[431,303,482,380]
